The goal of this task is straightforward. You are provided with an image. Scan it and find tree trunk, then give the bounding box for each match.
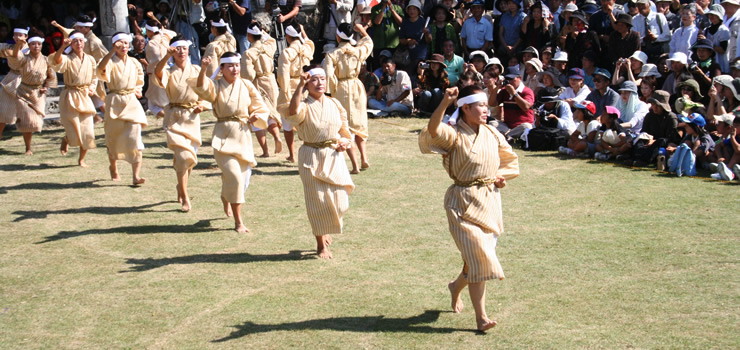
[99,0,131,48]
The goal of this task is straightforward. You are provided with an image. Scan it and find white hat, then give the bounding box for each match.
[721,0,740,5]
[666,52,688,66]
[563,3,578,12]
[706,4,725,18]
[469,50,489,61]
[553,51,568,62]
[629,51,648,65]
[638,63,662,78]
[525,58,543,72]
[484,57,504,72]
[406,0,422,11]
[602,129,620,146]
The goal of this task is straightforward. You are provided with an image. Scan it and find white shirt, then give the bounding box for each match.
[189,0,206,24]
[576,120,601,139]
[632,11,671,43]
[559,85,592,104]
[669,24,698,57]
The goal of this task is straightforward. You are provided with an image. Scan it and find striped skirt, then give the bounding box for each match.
[446,209,505,283]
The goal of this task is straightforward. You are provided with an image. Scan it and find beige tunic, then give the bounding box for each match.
[12,52,56,133]
[419,120,519,283]
[203,33,237,78]
[98,55,148,164]
[276,39,315,114]
[145,34,170,110]
[192,77,269,204]
[323,36,373,140]
[0,44,24,124]
[84,31,109,101]
[154,62,203,172]
[287,96,355,236]
[241,37,281,124]
[48,52,98,149]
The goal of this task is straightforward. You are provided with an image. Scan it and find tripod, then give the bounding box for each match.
[270,1,287,63]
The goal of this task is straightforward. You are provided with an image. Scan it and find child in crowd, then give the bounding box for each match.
[595,106,632,160]
[559,100,600,157]
[711,115,740,180]
[667,113,715,169]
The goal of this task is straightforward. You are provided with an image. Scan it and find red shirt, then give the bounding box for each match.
[497,85,535,128]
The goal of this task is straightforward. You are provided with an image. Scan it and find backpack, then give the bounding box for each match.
[527,127,567,151]
[667,143,697,177]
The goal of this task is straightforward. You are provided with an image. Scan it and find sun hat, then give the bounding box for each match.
[568,67,585,80]
[406,0,423,11]
[537,87,561,103]
[619,81,638,93]
[691,38,714,51]
[569,10,588,25]
[680,113,707,128]
[677,79,704,98]
[593,68,611,79]
[552,50,568,62]
[616,13,633,27]
[525,58,543,72]
[574,100,597,115]
[721,0,740,6]
[563,3,578,12]
[427,53,447,68]
[521,46,539,59]
[706,4,725,18]
[504,66,521,79]
[638,63,662,78]
[605,105,621,119]
[629,51,648,65]
[484,57,504,72]
[582,0,600,15]
[648,90,672,111]
[430,4,453,21]
[469,50,489,62]
[666,52,688,66]
[536,70,563,87]
[713,75,740,101]
[602,129,621,145]
[715,113,735,125]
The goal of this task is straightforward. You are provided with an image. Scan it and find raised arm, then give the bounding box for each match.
[289,72,308,116]
[155,47,176,82]
[53,38,71,65]
[428,87,458,138]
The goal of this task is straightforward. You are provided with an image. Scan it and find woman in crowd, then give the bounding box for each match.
[559,68,591,107]
[399,0,428,73]
[617,81,650,135]
[425,4,460,56]
[417,53,450,115]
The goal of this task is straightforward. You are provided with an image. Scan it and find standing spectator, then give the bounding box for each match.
[497,0,525,59]
[656,0,680,31]
[724,0,740,66]
[520,1,555,51]
[399,0,427,72]
[368,58,414,116]
[489,66,535,142]
[371,0,404,60]
[323,0,353,45]
[425,4,460,56]
[705,4,730,73]
[563,11,600,70]
[632,0,671,59]
[607,13,641,71]
[228,0,252,53]
[460,0,493,58]
[590,0,622,48]
[669,4,699,57]
[442,38,464,85]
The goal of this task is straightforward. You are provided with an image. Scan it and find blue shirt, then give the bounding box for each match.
[460,16,494,49]
[499,11,526,46]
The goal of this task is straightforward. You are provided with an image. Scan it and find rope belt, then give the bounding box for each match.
[216,115,243,123]
[454,178,496,187]
[109,88,135,95]
[303,140,336,149]
[65,85,88,91]
[256,72,272,78]
[21,82,43,89]
[168,102,199,109]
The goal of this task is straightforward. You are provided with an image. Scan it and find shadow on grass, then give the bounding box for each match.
[252,169,299,176]
[36,218,221,244]
[0,163,76,171]
[212,310,474,342]
[0,180,112,194]
[13,201,177,222]
[0,148,25,156]
[121,249,313,272]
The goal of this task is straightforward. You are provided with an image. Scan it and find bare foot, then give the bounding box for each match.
[317,246,332,259]
[350,169,360,175]
[60,138,68,156]
[286,156,296,163]
[361,162,370,170]
[109,165,121,181]
[181,197,191,212]
[24,150,33,156]
[156,111,165,119]
[133,177,146,186]
[222,197,233,217]
[448,281,464,313]
[94,115,103,124]
[274,139,283,154]
[477,318,497,332]
[258,153,270,158]
[324,235,332,246]
[176,186,183,204]
[235,224,249,233]
[78,160,88,168]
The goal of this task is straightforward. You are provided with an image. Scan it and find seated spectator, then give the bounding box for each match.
[667,113,714,169]
[662,52,690,94]
[373,50,393,79]
[523,58,543,92]
[484,57,504,79]
[460,0,493,58]
[559,68,591,107]
[417,54,450,115]
[595,106,633,160]
[468,50,489,75]
[537,70,564,94]
[638,73,659,104]
[612,51,648,87]
[534,86,575,136]
[711,117,740,180]
[617,81,650,135]
[689,38,722,93]
[425,4,460,56]
[586,68,619,118]
[630,90,681,166]
[549,50,569,87]
[360,61,380,106]
[669,4,699,57]
[519,46,539,71]
[607,13,641,70]
[707,75,740,118]
[559,100,600,157]
[489,66,535,142]
[704,4,730,73]
[400,0,428,72]
[676,79,707,109]
[368,58,414,116]
[709,114,739,178]
[442,39,464,85]
[541,46,554,70]
[581,50,598,89]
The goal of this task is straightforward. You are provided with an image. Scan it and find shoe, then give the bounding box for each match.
[709,162,719,172]
[711,173,723,180]
[376,111,389,117]
[595,152,610,161]
[558,146,572,155]
[734,164,740,181]
[615,154,628,161]
[717,162,735,181]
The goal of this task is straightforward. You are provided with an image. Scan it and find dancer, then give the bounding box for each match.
[49,32,98,166]
[0,27,28,139]
[419,86,519,332]
[11,36,56,155]
[202,19,237,78]
[277,23,314,163]
[144,20,171,118]
[193,52,270,233]
[241,23,283,158]
[287,67,354,259]
[323,23,374,174]
[97,32,148,186]
[154,36,204,212]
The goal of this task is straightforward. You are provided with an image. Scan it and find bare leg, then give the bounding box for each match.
[255,130,269,157]
[177,169,191,212]
[267,124,282,154]
[469,281,496,331]
[356,135,369,169]
[231,203,248,233]
[448,266,468,313]
[324,234,332,246]
[108,155,121,181]
[347,145,360,174]
[131,161,145,186]
[285,130,295,162]
[78,148,88,167]
[22,132,33,155]
[0,122,5,138]
[60,136,69,155]
[221,196,233,217]
[316,235,332,259]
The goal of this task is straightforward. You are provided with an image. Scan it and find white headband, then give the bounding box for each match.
[144,24,160,33]
[74,18,95,27]
[211,19,232,33]
[170,40,192,48]
[308,68,326,77]
[28,37,44,44]
[336,29,356,45]
[69,33,87,41]
[285,25,304,43]
[448,93,488,126]
[112,33,133,44]
[220,55,241,65]
[247,26,262,36]
[14,27,29,34]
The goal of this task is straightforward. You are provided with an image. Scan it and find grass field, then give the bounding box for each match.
[0,115,738,349]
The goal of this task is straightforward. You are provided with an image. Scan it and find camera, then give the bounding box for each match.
[502,79,511,87]
[419,62,429,69]
[380,74,393,86]
[538,109,548,120]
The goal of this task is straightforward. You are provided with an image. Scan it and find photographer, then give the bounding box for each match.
[368,57,413,117]
[266,0,302,24]
[534,87,575,136]
[228,0,253,53]
[371,0,404,61]
[489,66,535,143]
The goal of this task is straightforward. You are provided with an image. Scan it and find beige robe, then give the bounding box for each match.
[98,55,148,164]
[323,36,373,140]
[145,34,170,111]
[48,52,98,149]
[55,26,107,101]
[0,44,24,124]
[276,39,315,115]
[192,77,269,204]
[286,96,355,236]
[203,33,237,78]
[12,52,56,133]
[154,62,203,172]
[419,120,519,283]
[241,36,281,125]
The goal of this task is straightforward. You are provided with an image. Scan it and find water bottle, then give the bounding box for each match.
[657,147,667,171]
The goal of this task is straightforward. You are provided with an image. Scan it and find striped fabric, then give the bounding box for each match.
[286,96,355,236]
[419,120,519,283]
